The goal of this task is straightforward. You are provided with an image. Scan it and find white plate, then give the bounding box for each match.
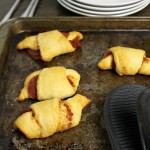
[74,0,142,7]
[60,0,149,15]
[58,0,150,16]
[66,0,147,11]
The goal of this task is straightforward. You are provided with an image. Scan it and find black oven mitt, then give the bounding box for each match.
[137,88,150,150]
[104,84,147,150]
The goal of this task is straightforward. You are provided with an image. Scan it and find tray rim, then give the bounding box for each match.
[1,16,150,149]
[1,16,150,29]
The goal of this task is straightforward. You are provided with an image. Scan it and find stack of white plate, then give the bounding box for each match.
[57,0,150,17]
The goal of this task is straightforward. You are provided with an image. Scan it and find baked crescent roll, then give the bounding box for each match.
[16,30,83,62]
[14,94,91,139]
[98,46,150,76]
[18,66,80,101]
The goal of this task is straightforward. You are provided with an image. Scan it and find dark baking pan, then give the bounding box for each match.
[137,88,150,150]
[1,17,150,150]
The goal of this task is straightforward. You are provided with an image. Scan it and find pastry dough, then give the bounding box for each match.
[17,30,83,62]
[14,94,91,139]
[18,66,80,101]
[98,46,150,76]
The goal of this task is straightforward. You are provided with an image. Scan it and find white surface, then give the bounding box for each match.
[74,0,142,6]
[66,0,147,11]
[113,1,150,16]
[58,0,150,16]
[60,0,149,15]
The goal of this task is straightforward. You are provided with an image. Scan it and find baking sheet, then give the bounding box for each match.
[0,17,150,150]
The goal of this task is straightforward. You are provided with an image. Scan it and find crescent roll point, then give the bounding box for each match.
[18,66,80,102]
[14,94,91,139]
[98,46,150,76]
[16,30,83,62]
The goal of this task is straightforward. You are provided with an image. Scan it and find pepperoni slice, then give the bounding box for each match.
[27,49,41,59]
[104,50,112,58]
[27,75,38,99]
[67,75,75,87]
[70,37,82,48]
[27,32,81,59]
[62,32,82,48]
[62,32,69,38]
[64,103,73,128]
[20,108,32,116]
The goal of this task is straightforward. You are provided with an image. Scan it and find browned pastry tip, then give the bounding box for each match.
[98,46,150,76]
[16,30,83,62]
[14,94,91,139]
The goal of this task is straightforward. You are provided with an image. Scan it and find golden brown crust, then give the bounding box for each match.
[14,94,91,139]
[98,46,150,76]
[18,70,41,101]
[16,30,83,62]
[13,112,41,139]
[18,66,80,101]
[138,57,150,75]
[98,51,114,70]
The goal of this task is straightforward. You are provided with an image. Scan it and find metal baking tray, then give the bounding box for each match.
[0,17,150,150]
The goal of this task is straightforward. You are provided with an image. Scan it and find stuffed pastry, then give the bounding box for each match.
[98,46,150,76]
[18,66,80,101]
[14,94,91,139]
[16,30,83,62]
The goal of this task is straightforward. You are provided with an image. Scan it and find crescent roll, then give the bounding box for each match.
[18,66,80,101]
[14,94,91,139]
[98,46,150,76]
[16,30,83,62]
